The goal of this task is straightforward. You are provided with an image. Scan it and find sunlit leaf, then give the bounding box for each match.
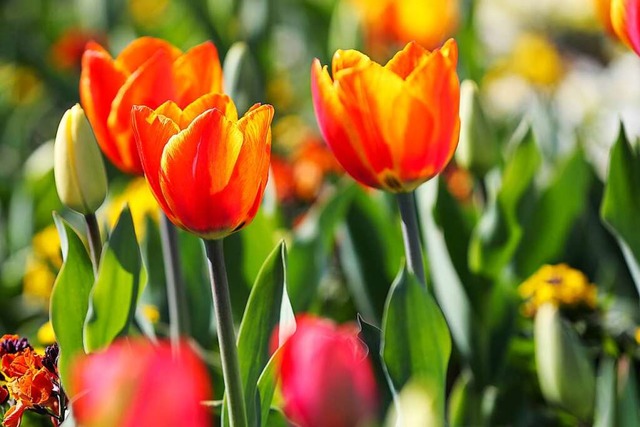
[601,125,640,297]
[83,207,142,352]
[381,265,451,426]
[50,213,94,391]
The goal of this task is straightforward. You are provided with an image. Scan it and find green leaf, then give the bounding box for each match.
[594,357,616,427]
[534,304,595,422]
[381,265,451,426]
[83,207,142,352]
[516,148,591,276]
[469,123,541,277]
[340,189,403,322]
[617,356,640,427]
[287,182,357,310]
[416,179,476,364]
[50,213,94,391]
[601,125,640,296]
[264,408,289,427]
[256,348,282,427]
[357,315,393,416]
[236,241,295,427]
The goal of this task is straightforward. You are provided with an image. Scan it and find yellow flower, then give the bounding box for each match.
[23,259,56,302]
[518,264,597,316]
[141,304,160,324]
[23,225,62,304]
[509,34,564,87]
[106,178,160,240]
[634,327,640,344]
[31,225,62,269]
[37,321,56,346]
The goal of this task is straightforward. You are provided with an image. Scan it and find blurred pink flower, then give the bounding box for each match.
[71,339,211,427]
[278,316,377,427]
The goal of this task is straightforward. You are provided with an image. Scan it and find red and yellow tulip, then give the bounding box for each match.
[132,93,273,239]
[80,37,223,174]
[611,0,640,55]
[71,339,211,427]
[311,39,460,192]
[351,0,459,51]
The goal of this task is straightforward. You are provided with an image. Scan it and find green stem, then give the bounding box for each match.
[83,213,102,276]
[159,213,189,349]
[396,191,426,287]
[204,239,247,427]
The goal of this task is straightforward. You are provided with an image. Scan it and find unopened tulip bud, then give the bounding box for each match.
[534,303,595,421]
[455,80,498,177]
[54,104,107,215]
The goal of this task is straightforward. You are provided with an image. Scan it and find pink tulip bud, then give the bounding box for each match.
[71,339,212,427]
[278,316,378,427]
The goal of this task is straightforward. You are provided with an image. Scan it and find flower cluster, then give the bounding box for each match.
[0,335,65,427]
[518,264,598,317]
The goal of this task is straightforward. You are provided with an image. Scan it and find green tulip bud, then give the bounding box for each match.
[535,303,595,421]
[54,104,107,215]
[455,80,498,177]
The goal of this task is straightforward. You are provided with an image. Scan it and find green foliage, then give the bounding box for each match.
[469,122,541,278]
[50,213,93,391]
[381,266,451,426]
[601,125,640,296]
[83,207,142,352]
[235,241,294,427]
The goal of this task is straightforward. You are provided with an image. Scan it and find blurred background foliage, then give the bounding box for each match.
[1,0,640,425]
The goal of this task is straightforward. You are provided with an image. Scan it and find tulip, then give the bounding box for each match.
[71,339,211,427]
[455,80,498,178]
[350,0,459,51]
[54,104,108,215]
[611,0,640,56]
[278,316,378,427]
[311,39,460,193]
[80,37,223,174]
[131,93,273,239]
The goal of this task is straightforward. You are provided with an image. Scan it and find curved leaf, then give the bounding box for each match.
[83,207,142,352]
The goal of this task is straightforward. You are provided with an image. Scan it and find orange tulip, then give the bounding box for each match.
[132,93,273,239]
[594,0,615,34]
[611,0,640,55]
[351,0,459,51]
[80,37,223,174]
[311,39,460,192]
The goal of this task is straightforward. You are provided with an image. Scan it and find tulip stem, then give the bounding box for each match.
[204,239,247,427]
[396,191,426,287]
[84,213,102,275]
[159,213,190,349]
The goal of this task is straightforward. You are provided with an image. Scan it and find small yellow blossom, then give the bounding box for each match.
[510,34,564,87]
[23,225,62,304]
[106,178,160,240]
[37,321,56,346]
[31,225,62,268]
[519,264,597,317]
[141,304,160,324]
[634,327,640,345]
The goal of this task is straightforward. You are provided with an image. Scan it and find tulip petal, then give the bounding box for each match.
[334,61,401,187]
[332,49,371,78]
[159,109,244,235]
[403,44,460,184]
[226,105,274,222]
[107,50,176,174]
[132,105,181,225]
[310,60,380,188]
[80,45,127,172]
[628,0,640,54]
[385,41,429,79]
[181,93,237,128]
[173,41,224,107]
[154,101,184,125]
[115,37,182,74]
